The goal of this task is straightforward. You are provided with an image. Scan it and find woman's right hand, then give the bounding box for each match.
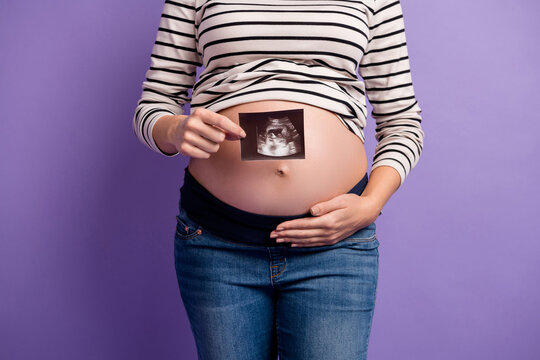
[154,108,247,158]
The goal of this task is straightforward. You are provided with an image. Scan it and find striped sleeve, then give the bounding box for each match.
[358,0,424,186]
[132,0,202,156]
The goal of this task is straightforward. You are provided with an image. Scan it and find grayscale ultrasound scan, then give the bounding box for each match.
[238,109,305,161]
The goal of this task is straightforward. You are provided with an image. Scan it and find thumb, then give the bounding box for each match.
[224,132,244,141]
[310,195,345,216]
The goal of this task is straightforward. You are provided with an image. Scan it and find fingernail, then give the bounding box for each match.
[276,227,284,231]
[311,207,319,215]
[240,130,247,137]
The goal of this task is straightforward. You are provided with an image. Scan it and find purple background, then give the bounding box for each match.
[1,0,539,359]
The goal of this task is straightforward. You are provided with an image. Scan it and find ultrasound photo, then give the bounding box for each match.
[238,109,305,161]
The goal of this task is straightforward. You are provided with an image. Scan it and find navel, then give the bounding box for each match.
[275,164,289,177]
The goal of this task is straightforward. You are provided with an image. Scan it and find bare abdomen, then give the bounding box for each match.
[187,100,367,216]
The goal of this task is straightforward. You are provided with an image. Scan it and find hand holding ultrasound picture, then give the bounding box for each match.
[239,109,305,160]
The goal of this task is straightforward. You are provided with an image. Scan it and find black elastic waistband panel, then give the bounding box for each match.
[180,166,369,246]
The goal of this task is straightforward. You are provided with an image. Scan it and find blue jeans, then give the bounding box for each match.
[173,205,380,360]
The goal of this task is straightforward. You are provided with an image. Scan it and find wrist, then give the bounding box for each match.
[360,165,401,214]
[152,114,183,155]
[358,194,384,219]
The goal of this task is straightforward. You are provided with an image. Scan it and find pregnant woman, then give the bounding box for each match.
[133,0,424,359]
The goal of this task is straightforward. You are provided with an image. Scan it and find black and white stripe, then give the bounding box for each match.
[133,0,424,185]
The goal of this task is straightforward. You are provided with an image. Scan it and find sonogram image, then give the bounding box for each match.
[256,116,302,157]
[238,109,305,160]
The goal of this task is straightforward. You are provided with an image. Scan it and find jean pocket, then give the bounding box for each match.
[175,208,204,241]
[339,222,379,249]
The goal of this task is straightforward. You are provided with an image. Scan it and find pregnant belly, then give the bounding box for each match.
[187,100,367,216]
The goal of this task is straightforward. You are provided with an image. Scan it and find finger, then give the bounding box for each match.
[179,142,211,159]
[273,227,327,239]
[188,118,227,143]
[184,130,221,154]
[275,215,336,231]
[287,235,337,244]
[310,194,351,216]
[194,108,246,138]
[224,132,245,141]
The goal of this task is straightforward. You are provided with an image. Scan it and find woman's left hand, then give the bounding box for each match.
[270,193,382,247]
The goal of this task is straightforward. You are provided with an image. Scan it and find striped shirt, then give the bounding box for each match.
[133,0,424,185]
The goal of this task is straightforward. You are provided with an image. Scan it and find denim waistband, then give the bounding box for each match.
[180,166,369,247]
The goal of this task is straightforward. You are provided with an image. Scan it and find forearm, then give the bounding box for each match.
[152,114,188,155]
[361,165,402,214]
